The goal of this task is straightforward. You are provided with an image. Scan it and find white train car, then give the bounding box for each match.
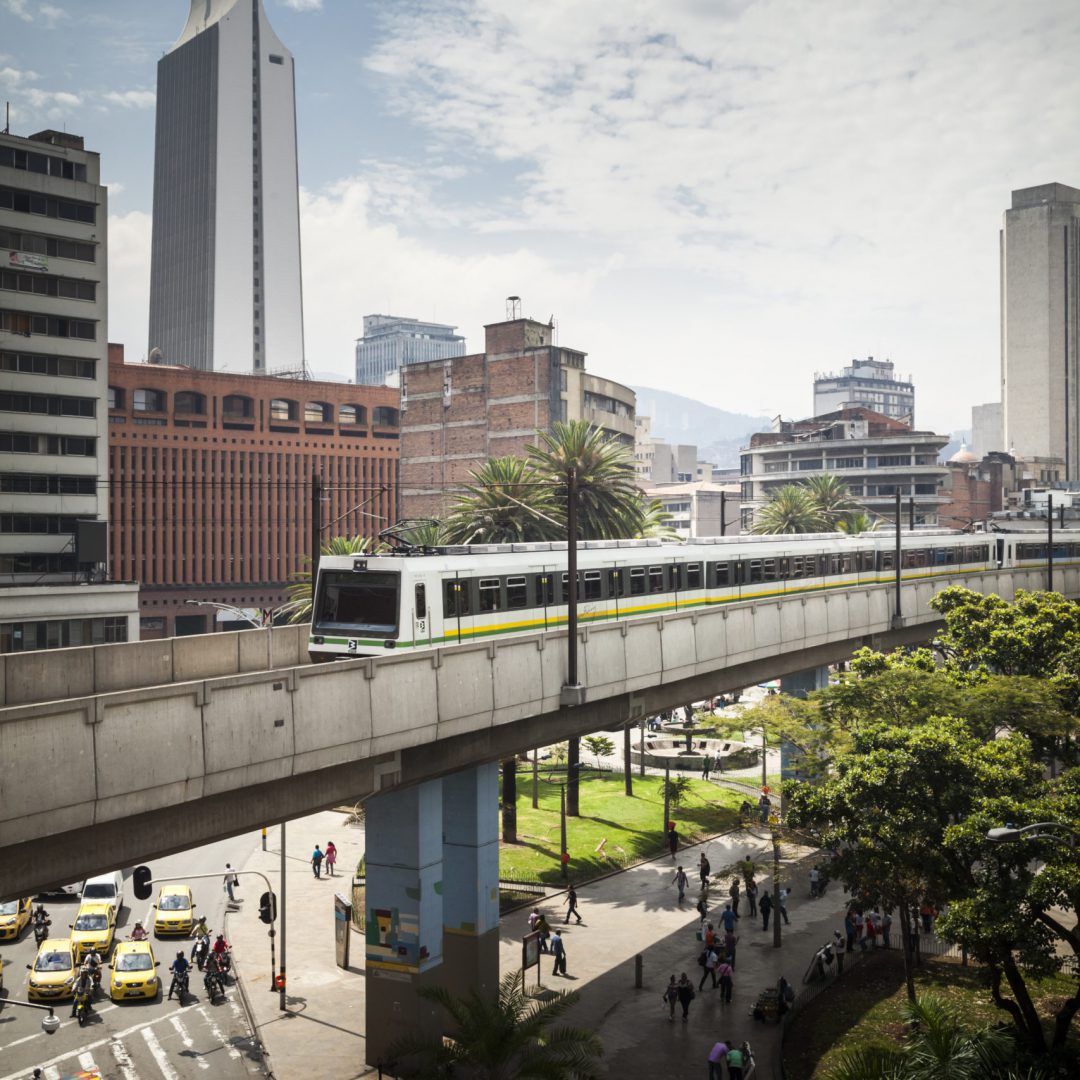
[307,530,1011,662]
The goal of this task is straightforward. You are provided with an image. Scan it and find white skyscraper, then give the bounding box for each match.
[148,0,304,374]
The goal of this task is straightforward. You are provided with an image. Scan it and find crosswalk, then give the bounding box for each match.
[1,1001,261,1080]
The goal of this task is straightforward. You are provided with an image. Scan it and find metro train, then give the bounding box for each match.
[306,528,1074,662]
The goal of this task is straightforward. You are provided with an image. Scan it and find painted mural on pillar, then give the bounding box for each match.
[367,906,428,967]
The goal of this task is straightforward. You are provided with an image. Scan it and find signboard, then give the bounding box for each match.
[334,892,352,970]
[9,250,48,272]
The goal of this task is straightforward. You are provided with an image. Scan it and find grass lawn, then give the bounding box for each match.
[500,769,742,885]
[725,772,782,791]
[783,950,1080,1078]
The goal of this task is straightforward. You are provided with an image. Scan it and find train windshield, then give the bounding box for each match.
[314,570,400,638]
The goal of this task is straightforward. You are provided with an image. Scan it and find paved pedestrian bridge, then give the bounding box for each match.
[0,562,1070,899]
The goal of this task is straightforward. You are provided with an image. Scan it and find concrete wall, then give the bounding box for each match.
[0,566,1073,897]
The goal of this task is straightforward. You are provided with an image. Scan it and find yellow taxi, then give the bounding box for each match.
[26,937,76,1000]
[153,884,195,936]
[70,901,117,962]
[0,897,31,940]
[109,939,159,1001]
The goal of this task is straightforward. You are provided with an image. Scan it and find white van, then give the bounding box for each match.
[81,871,124,912]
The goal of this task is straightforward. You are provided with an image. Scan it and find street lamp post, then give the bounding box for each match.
[987,822,1079,848]
[183,599,279,670]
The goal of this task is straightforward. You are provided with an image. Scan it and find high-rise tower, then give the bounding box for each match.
[148,0,304,374]
[1001,183,1080,480]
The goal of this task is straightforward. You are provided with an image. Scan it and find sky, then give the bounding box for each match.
[3,0,1080,435]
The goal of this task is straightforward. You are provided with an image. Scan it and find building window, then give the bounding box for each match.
[133,388,165,412]
[270,398,297,422]
[3,351,94,379]
[0,185,95,223]
[269,54,284,64]
[0,391,95,417]
[174,391,205,415]
[305,401,331,423]
[373,406,399,427]
[340,403,366,425]
[223,394,254,418]
[0,228,94,262]
[108,386,123,409]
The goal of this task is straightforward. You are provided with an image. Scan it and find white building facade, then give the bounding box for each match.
[813,357,914,423]
[355,314,466,386]
[0,128,138,651]
[1001,183,1080,481]
[148,0,304,374]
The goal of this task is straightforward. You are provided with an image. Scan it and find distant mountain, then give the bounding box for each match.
[631,386,768,468]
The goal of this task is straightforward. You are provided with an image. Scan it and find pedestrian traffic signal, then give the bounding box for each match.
[133,865,153,901]
[259,890,277,924]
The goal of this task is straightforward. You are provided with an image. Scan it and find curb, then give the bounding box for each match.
[224,906,277,1080]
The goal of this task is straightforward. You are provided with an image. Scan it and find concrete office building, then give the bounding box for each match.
[107,346,399,638]
[1,128,139,652]
[971,401,1004,459]
[355,314,466,386]
[148,0,304,374]
[813,357,914,423]
[399,313,636,519]
[739,407,949,529]
[642,481,738,539]
[1001,183,1080,480]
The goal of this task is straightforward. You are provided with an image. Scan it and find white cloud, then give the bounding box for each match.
[281,0,323,10]
[107,210,152,359]
[24,87,81,110]
[0,66,39,89]
[39,2,62,26]
[103,89,155,109]
[4,0,32,21]
[4,0,63,25]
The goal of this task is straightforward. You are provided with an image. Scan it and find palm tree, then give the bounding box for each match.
[444,456,563,544]
[388,968,603,1079]
[837,511,880,535]
[752,484,825,534]
[285,534,383,623]
[803,473,860,526]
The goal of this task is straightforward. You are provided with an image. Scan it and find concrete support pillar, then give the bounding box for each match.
[440,762,501,1003]
[364,780,444,1068]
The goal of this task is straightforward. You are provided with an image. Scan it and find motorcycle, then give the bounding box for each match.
[32,915,50,946]
[191,936,210,971]
[212,947,232,977]
[204,965,225,1003]
[73,989,93,1027]
[169,970,190,1002]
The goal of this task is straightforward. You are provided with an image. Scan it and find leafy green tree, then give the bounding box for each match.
[285,534,384,623]
[803,473,861,527]
[388,968,603,1079]
[752,484,825,534]
[837,510,879,535]
[658,774,692,808]
[582,735,615,768]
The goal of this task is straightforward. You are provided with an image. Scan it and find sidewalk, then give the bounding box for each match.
[230,811,847,1079]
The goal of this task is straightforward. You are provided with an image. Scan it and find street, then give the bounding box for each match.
[0,834,267,1080]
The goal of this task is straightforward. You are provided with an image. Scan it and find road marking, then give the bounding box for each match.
[111,1036,142,1080]
[0,1004,117,1055]
[142,1026,180,1079]
[0,1004,188,1080]
[77,1052,100,1073]
[197,1005,242,1059]
[169,1014,210,1070]
[43,1069,61,1080]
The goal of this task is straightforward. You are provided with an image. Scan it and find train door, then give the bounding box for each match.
[536,568,555,630]
[443,574,474,645]
[996,538,1006,568]
[412,579,432,648]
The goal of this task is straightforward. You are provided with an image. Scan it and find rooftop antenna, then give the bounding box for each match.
[4,101,9,135]
[506,295,521,320]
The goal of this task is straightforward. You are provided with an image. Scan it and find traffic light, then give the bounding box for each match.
[133,865,153,901]
[259,890,277,924]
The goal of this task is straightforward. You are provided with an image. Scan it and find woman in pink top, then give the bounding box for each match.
[325,841,338,877]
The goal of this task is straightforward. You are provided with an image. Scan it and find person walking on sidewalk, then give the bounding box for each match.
[564,885,583,924]
[672,865,689,904]
[699,852,711,890]
[759,888,773,931]
[739,856,755,885]
[707,1040,730,1080]
[676,972,695,1022]
[723,928,737,970]
[667,825,679,860]
[778,885,790,925]
[720,903,737,932]
[663,975,679,1021]
[746,878,758,918]
[551,930,567,976]
[223,864,239,903]
[834,929,846,974]
[717,957,734,1003]
[698,944,719,990]
[701,754,712,780]
[729,877,741,917]
[726,1041,747,1080]
[324,841,337,877]
[311,845,324,879]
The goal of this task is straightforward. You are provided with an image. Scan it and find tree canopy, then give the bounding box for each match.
[752,472,869,534]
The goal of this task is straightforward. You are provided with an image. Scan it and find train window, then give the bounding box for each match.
[748,560,763,584]
[444,579,471,617]
[608,568,625,597]
[630,567,646,595]
[790,556,804,579]
[415,583,427,619]
[648,566,664,593]
[880,551,894,571]
[535,573,555,605]
[479,578,502,612]
[687,563,702,589]
[861,551,875,572]
[840,554,852,574]
[507,576,527,609]
[762,559,777,581]
[561,573,571,603]
[714,562,731,587]
[668,564,684,591]
[583,571,602,600]
[313,570,400,638]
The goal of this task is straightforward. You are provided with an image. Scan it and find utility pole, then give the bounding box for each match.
[893,490,902,622]
[662,762,671,838]
[1048,493,1054,593]
[772,822,782,949]
[279,819,287,1012]
[565,465,581,816]
[311,472,323,588]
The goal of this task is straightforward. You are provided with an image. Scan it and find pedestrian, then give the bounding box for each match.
[702,754,712,780]
[698,945,719,990]
[564,885,583,924]
[920,901,935,934]
[724,928,737,969]
[667,825,679,860]
[844,908,857,952]
[672,865,689,904]
[720,902,737,932]
[726,1041,747,1080]
[663,975,679,1021]
[707,1040,729,1079]
[704,922,716,948]
[696,895,709,926]
[882,909,893,949]
[729,877,741,917]
[778,976,795,1019]
[740,856,755,885]
[758,792,771,823]
[746,878,758,918]
[855,909,866,950]
[675,972,695,1021]
[536,913,551,953]
[759,888,773,931]
[714,751,724,775]
[325,840,337,877]
[550,929,567,975]
[834,929,846,974]
[223,863,239,903]
[699,852,711,889]
[866,910,879,949]
[809,865,820,897]
[311,844,324,879]
[717,957,734,1003]
[778,886,790,925]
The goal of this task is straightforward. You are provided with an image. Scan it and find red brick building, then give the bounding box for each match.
[107,345,399,637]
[400,316,635,519]
[938,449,1018,529]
